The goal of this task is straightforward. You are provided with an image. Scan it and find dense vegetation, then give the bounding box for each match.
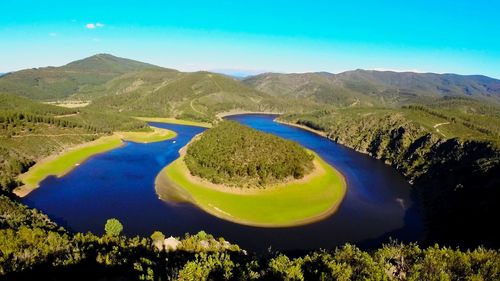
[185,121,314,187]
[1,192,499,280]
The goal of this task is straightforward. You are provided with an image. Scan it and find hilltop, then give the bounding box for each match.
[0,54,163,100]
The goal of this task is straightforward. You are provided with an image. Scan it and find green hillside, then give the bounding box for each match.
[0,54,163,100]
[89,71,289,121]
[0,93,77,115]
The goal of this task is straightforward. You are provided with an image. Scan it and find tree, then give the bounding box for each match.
[104,218,123,236]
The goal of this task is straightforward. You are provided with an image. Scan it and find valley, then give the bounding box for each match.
[1,54,499,279]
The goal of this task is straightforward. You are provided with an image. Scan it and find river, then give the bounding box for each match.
[22,114,422,252]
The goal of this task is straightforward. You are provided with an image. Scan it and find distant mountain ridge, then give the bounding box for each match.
[243,69,500,106]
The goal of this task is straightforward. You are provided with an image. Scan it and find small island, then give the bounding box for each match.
[155,121,347,227]
[185,121,314,187]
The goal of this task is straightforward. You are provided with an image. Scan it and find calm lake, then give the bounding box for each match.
[22,114,422,252]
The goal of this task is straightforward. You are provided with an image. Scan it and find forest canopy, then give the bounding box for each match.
[184,121,314,188]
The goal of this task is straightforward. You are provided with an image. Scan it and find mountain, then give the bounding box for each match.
[0,54,310,121]
[0,54,163,100]
[3,54,500,120]
[243,70,500,106]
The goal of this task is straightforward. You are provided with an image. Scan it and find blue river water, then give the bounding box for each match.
[22,114,422,252]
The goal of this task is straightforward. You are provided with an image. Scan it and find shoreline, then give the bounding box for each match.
[14,136,123,197]
[14,127,177,198]
[135,117,212,128]
[274,119,328,138]
[216,110,282,119]
[176,134,323,194]
[155,139,347,227]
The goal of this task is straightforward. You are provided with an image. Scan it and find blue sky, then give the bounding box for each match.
[1,0,499,78]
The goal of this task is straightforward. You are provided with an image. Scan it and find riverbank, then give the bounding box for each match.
[14,127,176,197]
[155,147,346,227]
[216,110,282,119]
[274,119,328,138]
[137,112,282,128]
[135,117,212,128]
[115,127,177,143]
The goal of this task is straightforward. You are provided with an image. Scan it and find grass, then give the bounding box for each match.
[116,127,177,143]
[15,127,176,197]
[155,152,346,227]
[15,136,123,196]
[135,117,213,128]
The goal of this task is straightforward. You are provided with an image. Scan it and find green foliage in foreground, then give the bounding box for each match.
[1,195,500,280]
[185,121,314,187]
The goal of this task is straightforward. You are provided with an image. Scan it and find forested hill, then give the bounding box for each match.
[0,54,165,100]
[88,71,289,121]
[243,70,500,106]
[185,121,314,187]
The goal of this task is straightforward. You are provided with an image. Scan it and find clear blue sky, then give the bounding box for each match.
[1,0,499,78]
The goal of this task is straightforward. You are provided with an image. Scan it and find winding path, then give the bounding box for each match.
[433,122,450,137]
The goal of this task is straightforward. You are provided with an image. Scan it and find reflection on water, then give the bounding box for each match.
[22,115,422,252]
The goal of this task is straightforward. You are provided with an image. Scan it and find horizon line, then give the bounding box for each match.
[1,53,499,80]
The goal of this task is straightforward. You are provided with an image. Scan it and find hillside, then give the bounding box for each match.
[244,70,500,106]
[0,54,163,100]
[280,102,500,247]
[0,54,311,121]
[89,71,290,122]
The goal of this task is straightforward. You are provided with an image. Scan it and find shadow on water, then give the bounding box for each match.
[22,115,423,253]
